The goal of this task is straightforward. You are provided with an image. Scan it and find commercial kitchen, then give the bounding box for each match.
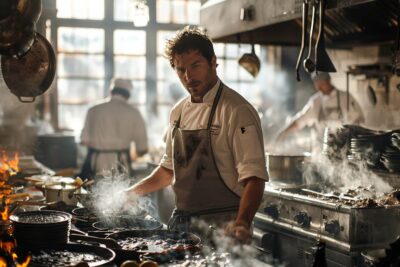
[1,0,400,266]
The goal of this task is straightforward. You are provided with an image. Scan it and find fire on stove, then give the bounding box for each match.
[0,151,30,267]
[0,151,19,179]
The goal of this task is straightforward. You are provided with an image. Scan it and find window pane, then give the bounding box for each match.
[114,0,131,21]
[187,1,201,24]
[56,0,104,19]
[156,0,171,23]
[58,79,105,103]
[128,81,146,104]
[58,54,105,78]
[157,56,178,80]
[157,81,186,104]
[156,0,200,24]
[214,43,225,58]
[114,30,146,55]
[224,59,239,80]
[225,44,239,58]
[114,56,146,79]
[157,31,176,55]
[58,27,104,53]
[171,0,186,24]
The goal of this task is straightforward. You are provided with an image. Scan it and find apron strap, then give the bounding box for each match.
[207,82,224,129]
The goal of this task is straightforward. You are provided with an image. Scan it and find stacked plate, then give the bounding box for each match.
[349,133,387,168]
[10,210,71,249]
[391,132,400,150]
[381,145,400,173]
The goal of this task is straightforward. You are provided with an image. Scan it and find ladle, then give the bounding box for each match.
[68,179,95,198]
[367,79,377,106]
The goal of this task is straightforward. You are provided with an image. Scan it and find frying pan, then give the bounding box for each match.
[92,217,163,231]
[1,32,56,102]
[107,229,201,263]
[20,243,115,267]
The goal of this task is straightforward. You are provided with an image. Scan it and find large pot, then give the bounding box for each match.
[266,153,310,184]
[44,184,78,206]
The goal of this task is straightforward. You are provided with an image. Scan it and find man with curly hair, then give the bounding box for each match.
[125,27,268,243]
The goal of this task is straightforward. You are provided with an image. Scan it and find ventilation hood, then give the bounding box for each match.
[200,0,398,48]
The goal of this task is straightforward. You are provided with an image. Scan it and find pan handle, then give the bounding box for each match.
[17,96,36,103]
[70,234,121,249]
[303,2,317,73]
[296,0,309,81]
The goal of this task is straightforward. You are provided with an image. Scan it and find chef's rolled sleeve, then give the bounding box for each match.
[231,105,268,182]
[159,124,174,170]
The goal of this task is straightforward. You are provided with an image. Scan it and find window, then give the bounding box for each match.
[215,43,262,106]
[114,30,147,104]
[156,0,201,24]
[57,27,105,136]
[56,0,104,20]
[55,0,263,148]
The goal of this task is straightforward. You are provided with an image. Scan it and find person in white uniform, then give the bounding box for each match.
[80,78,148,179]
[124,27,268,243]
[276,72,364,149]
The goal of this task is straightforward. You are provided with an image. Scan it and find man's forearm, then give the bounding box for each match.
[235,177,265,228]
[126,165,173,196]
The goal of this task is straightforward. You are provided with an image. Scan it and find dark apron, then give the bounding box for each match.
[168,82,240,233]
[79,147,132,179]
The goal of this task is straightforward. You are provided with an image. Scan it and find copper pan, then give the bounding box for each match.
[1,32,56,103]
[0,13,35,57]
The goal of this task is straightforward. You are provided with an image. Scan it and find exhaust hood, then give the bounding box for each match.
[200,0,398,48]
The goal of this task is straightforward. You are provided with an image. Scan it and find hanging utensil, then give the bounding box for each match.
[1,32,56,102]
[314,0,336,73]
[295,0,309,81]
[238,35,260,78]
[17,0,42,23]
[303,1,317,73]
[0,12,36,57]
[367,79,377,106]
[393,0,400,76]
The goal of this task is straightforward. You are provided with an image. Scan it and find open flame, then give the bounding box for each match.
[0,151,30,266]
[0,237,31,267]
[0,152,19,178]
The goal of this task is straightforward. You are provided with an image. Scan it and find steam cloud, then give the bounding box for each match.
[90,167,157,219]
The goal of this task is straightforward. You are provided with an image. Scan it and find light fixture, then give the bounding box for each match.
[130,0,149,27]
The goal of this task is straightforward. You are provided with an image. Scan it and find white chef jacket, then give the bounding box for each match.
[293,88,364,147]
[80,95,148,173]
[160,80,269,196]
[294,89,363,129]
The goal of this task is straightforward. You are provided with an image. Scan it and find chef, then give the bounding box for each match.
[80,78,148,179]
[124,27,268,243]
[276,72,364,149]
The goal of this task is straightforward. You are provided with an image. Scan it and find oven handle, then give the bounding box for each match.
[253,228,277,255]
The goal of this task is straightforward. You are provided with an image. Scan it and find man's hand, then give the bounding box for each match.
[224,221,252,244]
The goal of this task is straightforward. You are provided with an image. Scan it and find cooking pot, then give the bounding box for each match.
[0,13,35,57]
[45,184,78,206]
[1,32,56,102]
[17,0,42,23]
[266,152,310,184]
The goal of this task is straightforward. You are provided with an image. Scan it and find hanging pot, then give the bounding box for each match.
[238,43,260,78]
[0,13,35,57]
[1,32,56,102]
[0,0,18,20]
[17,0,42,23]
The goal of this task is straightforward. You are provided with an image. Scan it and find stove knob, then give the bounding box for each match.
[264,204,279,219]
[294,212,311,228]
[324,220,341,235]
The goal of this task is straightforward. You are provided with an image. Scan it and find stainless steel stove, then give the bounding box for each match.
[253,184,400,266]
